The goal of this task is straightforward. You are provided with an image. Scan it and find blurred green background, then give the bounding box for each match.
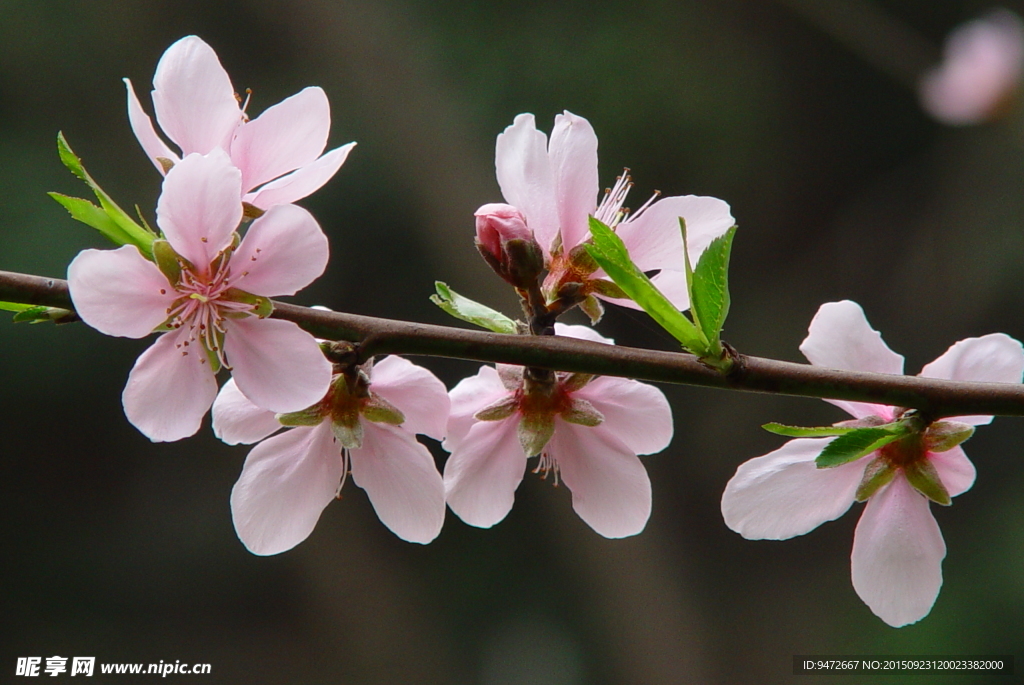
[2,0,1024,682]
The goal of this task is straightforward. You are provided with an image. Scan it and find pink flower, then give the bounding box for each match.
[920,10,1024,125]
[211,355,450,553]
[493,111,734,309]
[125,35,355,210]
[68,150,332,442]
[721,300,1024,626]
[443,324,673,538]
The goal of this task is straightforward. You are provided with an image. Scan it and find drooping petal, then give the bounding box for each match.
[369,355,450,440]
[495,113,560,257]
[67,245,178,338]
[553,322,614,345]
[721,438,866,540]
[549,421,652,539]
[617,195,734,272]
[124,78,179,173]
[151,35,241,155]
[349,421,446,543]
[801,300,905,375]
[211,377,283,445]
[244,143,355,209]
[444,366,509,453]
[229,204,328,297]
[230,423,342,556]
[928,445,976,498]
[851,476,946,627]
[122,326,219,442]
[230,87,331,193]
[223,317,332,414]
[156,150,243,270]
[919,333,1024,425]
[444,417,526,529]
[548,111,599,251]
[574,375,673,455]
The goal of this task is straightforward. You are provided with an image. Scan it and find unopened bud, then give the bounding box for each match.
[474,203,544,289]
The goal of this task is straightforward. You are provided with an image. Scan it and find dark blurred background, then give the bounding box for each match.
[3,1,1024,682]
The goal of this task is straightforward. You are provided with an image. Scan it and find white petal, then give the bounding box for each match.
[548,421,652,539]
[553,322,614,345]
[230,423,342,556]
[229,204,329,297]
[495,113,560,257]
[369,355,450,440]
[800,300,905,375]
[67,245,177,338]
[919,333,1024,425]
[124,78,178,172]
[443,417,526,529]
[211,377,283,445]
[122,327,219,442]
[151,35,241,155]
[244,143,355,209]
[548,111,599,251]
[851,477,946,627]
[223,317,332,414]
[929,445,976,498]
[349,422,446,544]
[574,376,673,455]
[617,195,734,272]
[156,150,243,270]
[444,366,510,453]
[230,87,331,193]
[721,438,865,540]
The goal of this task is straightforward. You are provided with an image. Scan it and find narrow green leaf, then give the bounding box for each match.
[690,224,737,347]
[55,132,155,255]
[816,426,905,468]
[48,193,136,247]
[430,282,518,334]
[7,304,75,324]
[762,422,864,438]
[586,217,705,352]
[0,301,34,313]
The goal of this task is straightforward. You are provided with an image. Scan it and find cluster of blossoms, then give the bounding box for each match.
[54,33,1024,629]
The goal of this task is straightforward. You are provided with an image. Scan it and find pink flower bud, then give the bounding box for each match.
[473,203,544,289]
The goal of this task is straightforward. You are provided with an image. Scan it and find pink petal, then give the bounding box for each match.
[929,445,976,498]
[495,113,560,257]
[244,143,355,209]
[229,204,328,297]
[444,366,509,453]
[211,377,283,445]
[574,376,672,455]
[349,422,446,543]
[67,245,177,338]
[548,421,651,539]
[230,423,342,556]
[122,326,219,442]
[721,438,865,540]
[369,355,450,440]
[553,322,613,345]
[124,78,179,173]
[151,36,241,155]
[801,300,905,375]
[851,476,946,627]
[230,87,331,193]
[593,268,690,312]
[548,111,598,251]
[617,195,734,272]
[443,417,526,529]
[223,317,332,414]
[919,333,1024,425]
[156,150,243,270]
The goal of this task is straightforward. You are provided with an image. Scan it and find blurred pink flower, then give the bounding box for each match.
[920,10,1024,125]
[212,355,449,554]
[68,150,332,442]
[493,111,734,310]
[721,300,1024,626]
[443,324,673,538]
[125,35,355,209]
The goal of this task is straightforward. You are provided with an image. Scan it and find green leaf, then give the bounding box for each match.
[55,132,155,255]
[689,222,737,351]
[816,426,905,468]
[4,303,75,324]
[430,282,517,334]
[762,422,865,438]
[48,193,136,247]
[585,217,705,352]
[0,301,34,313]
